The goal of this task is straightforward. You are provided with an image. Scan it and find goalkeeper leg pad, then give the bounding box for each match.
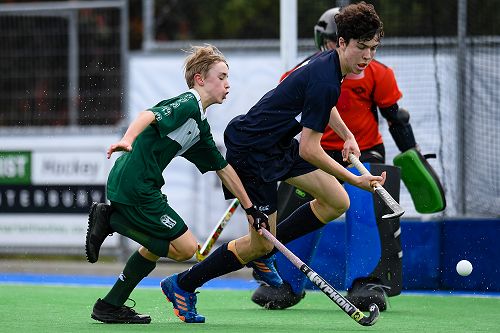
[251,282,305,310]
[393,148,446,213]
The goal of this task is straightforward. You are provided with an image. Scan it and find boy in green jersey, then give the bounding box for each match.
[85,45,267,324]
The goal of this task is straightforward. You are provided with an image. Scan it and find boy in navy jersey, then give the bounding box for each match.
[161,2,386,323]
[250,6,417,312]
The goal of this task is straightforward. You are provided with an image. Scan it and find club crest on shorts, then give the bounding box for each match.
[160,214,177,229]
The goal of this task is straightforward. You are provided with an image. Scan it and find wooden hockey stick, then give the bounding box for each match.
[195,198,240,261]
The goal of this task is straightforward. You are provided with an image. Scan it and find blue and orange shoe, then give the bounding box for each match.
[160,274,205,323]
[248,255,283,288]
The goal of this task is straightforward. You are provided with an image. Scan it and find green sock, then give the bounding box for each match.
[103,250,156,306]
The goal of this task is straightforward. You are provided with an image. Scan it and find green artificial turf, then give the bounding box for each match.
[2,284,499,333]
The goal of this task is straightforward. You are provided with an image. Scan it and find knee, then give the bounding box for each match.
[171,243,198,262]
[252,240,274,258]
[334,193,350,214]
[260,230,276,255]
[177,251,196,262]
[317,191,350,221]
[262,241,274,255]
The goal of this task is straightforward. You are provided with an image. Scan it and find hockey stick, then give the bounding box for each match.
[259,227,380,326]
[348,153,405,219]
[195,198,240,261]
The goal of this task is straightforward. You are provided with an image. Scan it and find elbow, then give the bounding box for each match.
[216,166,228,179]
[140,110,156,122]
[299,144,315,162]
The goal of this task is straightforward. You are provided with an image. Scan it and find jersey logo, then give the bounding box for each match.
[352,87,366,95]
[154,112,163,122]
[154,106,173,121]
[162,106,172,116]
[258,205,270,213]
[160,214,177,229]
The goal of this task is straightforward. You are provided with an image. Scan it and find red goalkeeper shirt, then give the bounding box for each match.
[320,59,402,151]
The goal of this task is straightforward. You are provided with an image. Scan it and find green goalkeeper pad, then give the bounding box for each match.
[393,148,446,214]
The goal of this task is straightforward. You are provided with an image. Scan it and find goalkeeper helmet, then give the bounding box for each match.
[314,7,340,51]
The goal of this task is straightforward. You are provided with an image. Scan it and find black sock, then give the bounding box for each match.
[177,242,244,292]
[263,202,325,258]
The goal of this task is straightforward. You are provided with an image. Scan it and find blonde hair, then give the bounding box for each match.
[184,44,228,88]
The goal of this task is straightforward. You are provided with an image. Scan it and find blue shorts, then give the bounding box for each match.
[223,139,316,215]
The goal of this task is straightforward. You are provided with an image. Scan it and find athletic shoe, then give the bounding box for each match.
[91,298,151,324]
[346,278,389,312]
[85,202,113,263]
[251,281,305,309]
[160,274,205,323]
[248,255,283,287]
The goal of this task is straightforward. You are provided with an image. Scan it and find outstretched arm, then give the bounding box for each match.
[107,111,156,159]
[216,164,252,209]
[216,164,268,232]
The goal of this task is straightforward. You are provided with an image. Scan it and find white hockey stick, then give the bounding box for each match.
[348,153,404,219]
[258,227,380,326]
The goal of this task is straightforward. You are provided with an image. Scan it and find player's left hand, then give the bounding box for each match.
[357,171,386,192]
[342,137,361,162]
[107,140,132,159]
[244,206,269,235]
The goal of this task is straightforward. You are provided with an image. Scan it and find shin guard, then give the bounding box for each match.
[344,163,402,296]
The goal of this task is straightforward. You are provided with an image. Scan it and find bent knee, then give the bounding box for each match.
[172,243,197,261]
[316,192,350,221]
[251,240,274,258]
[262,241,274,254]
[334,194,350,214]
[176,250,196,261]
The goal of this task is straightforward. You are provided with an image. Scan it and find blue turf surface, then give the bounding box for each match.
[1,272,500,298]
[0,272,258,290]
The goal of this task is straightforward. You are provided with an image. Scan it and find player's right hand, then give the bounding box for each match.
[357,171,386,192]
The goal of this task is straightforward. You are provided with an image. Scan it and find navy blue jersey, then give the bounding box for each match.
[225,50,342,155]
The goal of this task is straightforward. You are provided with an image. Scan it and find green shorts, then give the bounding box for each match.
[110,194,188,242]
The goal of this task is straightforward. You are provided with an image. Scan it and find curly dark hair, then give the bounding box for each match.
[335,2,384,46]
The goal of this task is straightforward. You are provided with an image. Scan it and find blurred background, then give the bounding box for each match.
[0,0,499,291]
